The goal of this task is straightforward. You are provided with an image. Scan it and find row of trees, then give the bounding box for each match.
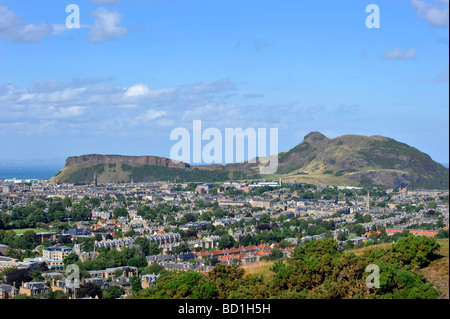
[0,198,92,230]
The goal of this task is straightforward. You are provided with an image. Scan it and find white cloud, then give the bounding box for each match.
[140,109,166,122]
[18,93,35,102]
[49,106,85,119]
[125,84,150,97]
[411,0,449,27]
[382,48,417,60]
[125,83,175,98]
[88,7,128,43]
[0,6,54,43]
[33,88,87,103]
[0,78,245,136]
[129,109,167,127]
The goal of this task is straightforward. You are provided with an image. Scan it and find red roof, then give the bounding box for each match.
[386,229,438,238]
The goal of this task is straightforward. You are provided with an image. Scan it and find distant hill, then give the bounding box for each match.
[49,132,449,189]
[271,132,449,189]
[49,155,258,184]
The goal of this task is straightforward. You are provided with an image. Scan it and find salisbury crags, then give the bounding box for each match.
[64,154,190,169]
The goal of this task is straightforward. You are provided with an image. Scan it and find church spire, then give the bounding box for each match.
[366,191,371,214]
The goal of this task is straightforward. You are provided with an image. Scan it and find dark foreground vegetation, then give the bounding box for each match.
[131,235,443,299]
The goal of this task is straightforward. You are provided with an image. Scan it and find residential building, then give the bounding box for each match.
[19,281,50,297]
[42,244,74,261]
[140,274,159,289]
[0,284,19,299]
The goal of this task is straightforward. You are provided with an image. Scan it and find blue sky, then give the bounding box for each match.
[0,0,448,168]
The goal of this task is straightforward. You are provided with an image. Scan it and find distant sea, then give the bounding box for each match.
[0,161,448,181]
[0,164,62,180]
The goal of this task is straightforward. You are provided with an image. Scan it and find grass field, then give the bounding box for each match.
[241,260,277,283]
[421,239,449,299]
[11,228,51,234]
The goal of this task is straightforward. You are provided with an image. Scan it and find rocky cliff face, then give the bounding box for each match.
[65,154,190,169]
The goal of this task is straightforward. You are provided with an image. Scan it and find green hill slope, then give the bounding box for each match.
[274,132,449,189]
[50,162,259,184]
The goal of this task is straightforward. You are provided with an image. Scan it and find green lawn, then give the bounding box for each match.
[11,228,52,234]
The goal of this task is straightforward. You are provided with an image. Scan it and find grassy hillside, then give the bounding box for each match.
[420,239,449,299]
[275,133,449,189]
[243,239,449,299]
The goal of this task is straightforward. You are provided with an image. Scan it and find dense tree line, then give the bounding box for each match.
[0,198,92,230]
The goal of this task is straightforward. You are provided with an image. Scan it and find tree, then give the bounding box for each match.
[348,223,366,237]
[337,231,348,241]
[70,203,92,221]
[344,240,354,250]
[239,234,256,247]
[137,205,150,216]
[88,197,101,208]
[62,197,72,208]
[63,253,79,267]
[218,234,235,250]
[214,208,227,219]
[124,229,136,237]
[19,230,37,250]
[141,262,166,276]
[5,269,33,288]
[133,237,150,255]
[184,213,196,223]
[103,285,125,299]
[13,294,35,299]
[127,257,148,268]
[390,234,440,268]
[76,281,102,299]
[113,207,128,219]
[134,270,203,299]
[130,275,142,294]
[148,242,160,256]
[174,242,190,254]
[47,202,66,222]
[267,248,284,260]
[259,213,271,224]
[435,230,449,239]
[200,211,212,222]
[46,290,70,299]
